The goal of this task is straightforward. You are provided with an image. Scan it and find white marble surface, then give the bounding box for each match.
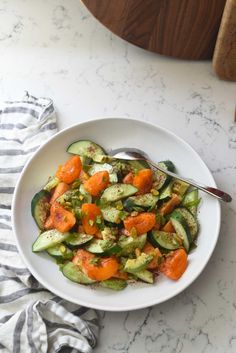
[0,1,236,352]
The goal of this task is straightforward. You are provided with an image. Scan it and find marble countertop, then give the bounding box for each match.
[0,1,236,352]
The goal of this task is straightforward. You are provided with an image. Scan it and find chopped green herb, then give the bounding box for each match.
[89,257,101,266]
[156,211,166,226]
[96,216,102,224]
[119,210,128,221]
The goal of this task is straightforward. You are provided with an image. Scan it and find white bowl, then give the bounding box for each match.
[12,118,220,311]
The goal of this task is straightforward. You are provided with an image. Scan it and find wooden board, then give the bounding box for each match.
[213,0,236,81]
[82,0,226,60]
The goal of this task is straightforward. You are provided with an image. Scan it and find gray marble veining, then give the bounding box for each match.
[0,1,235,352]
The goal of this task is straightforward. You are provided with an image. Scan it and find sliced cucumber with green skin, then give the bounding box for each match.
[47,244,73,260]
[159,181,173,200]
[62,262,96,284]
[172,180,189,197]
[43,177,60,192]
[174,207,198,240]
[135,270,154,284]
[154,161,175,190]
[170,213,192,252]
[161,160,175,171]
[31,190,51,230]
[124,193,158,212]
[101,206,121,223]
[124,253,153,273]
[80,156,91,166]
[128,159,150,172]
[148,230,182,250]
[118,233,147,256]
[65,233,93,248]
[182,189,200,217]
[32,230,71,252]
[88,163,118,183]
[85,239,121,255]
[101,184,138,202]
[100,278,127,290]
[67,140,106,161]
[79,184,92,203]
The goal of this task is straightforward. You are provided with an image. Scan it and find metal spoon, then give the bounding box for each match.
[109,147,232,203]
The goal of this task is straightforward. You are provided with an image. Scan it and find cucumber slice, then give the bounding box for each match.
[148,230,182,250]
[43,177,60,192]
[85,239,121,255]
[170,213,192,252]
[88,163,118,183]
[124,193,158,212]
[62,262,96,284]
[135,270,154,284]
[100,278,127,290]
[161,160,175,171]
[174,207,198,240]
[47,244,73,260]
[182,189,200,216]
[172,180,189,196]
[101,184,138,202]
[124,253,153,273]
[101,206,121,223]
[67,140,106,161]
[118,233,147,256]
[31,190,51,230]
[159,181,173,200]
[128,159,150,172]
[32,230,71,252]
[65,233,93,248]
[154,161,175,190]
[79,184,92,203]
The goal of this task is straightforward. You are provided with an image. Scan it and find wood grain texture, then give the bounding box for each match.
[213,0,236,81]
[82,0,226,60]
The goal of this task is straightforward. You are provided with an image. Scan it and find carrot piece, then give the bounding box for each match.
[123,172,134,184]
[124,212,156,235]
[133,169,153,194]
[143,242,162,269]
[83,171,110,197]
[56,156,82,184]
[50,182,70,204]
[81,203,102,235]
[50,202,76,233]
[73,249,119,281]
[44,216,54,230]
[159,249,188,280]
[160,194,181,216]
[162,220,175,233]
[79,170,90,182]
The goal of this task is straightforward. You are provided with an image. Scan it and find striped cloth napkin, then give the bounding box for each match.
[0,93,99,353]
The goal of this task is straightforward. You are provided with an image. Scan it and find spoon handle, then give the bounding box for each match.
[147,159,232,203]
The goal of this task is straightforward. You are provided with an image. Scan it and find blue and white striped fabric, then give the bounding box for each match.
[0,93,99,353]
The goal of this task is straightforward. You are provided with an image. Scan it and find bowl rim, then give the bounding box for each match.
[12,117,221,311]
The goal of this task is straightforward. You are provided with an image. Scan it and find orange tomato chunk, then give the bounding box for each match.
[124,212,156,235]
[56,156,82,184]
[84,171,109,197]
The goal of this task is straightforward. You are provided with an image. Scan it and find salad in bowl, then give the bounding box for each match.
[31,139,200,291]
